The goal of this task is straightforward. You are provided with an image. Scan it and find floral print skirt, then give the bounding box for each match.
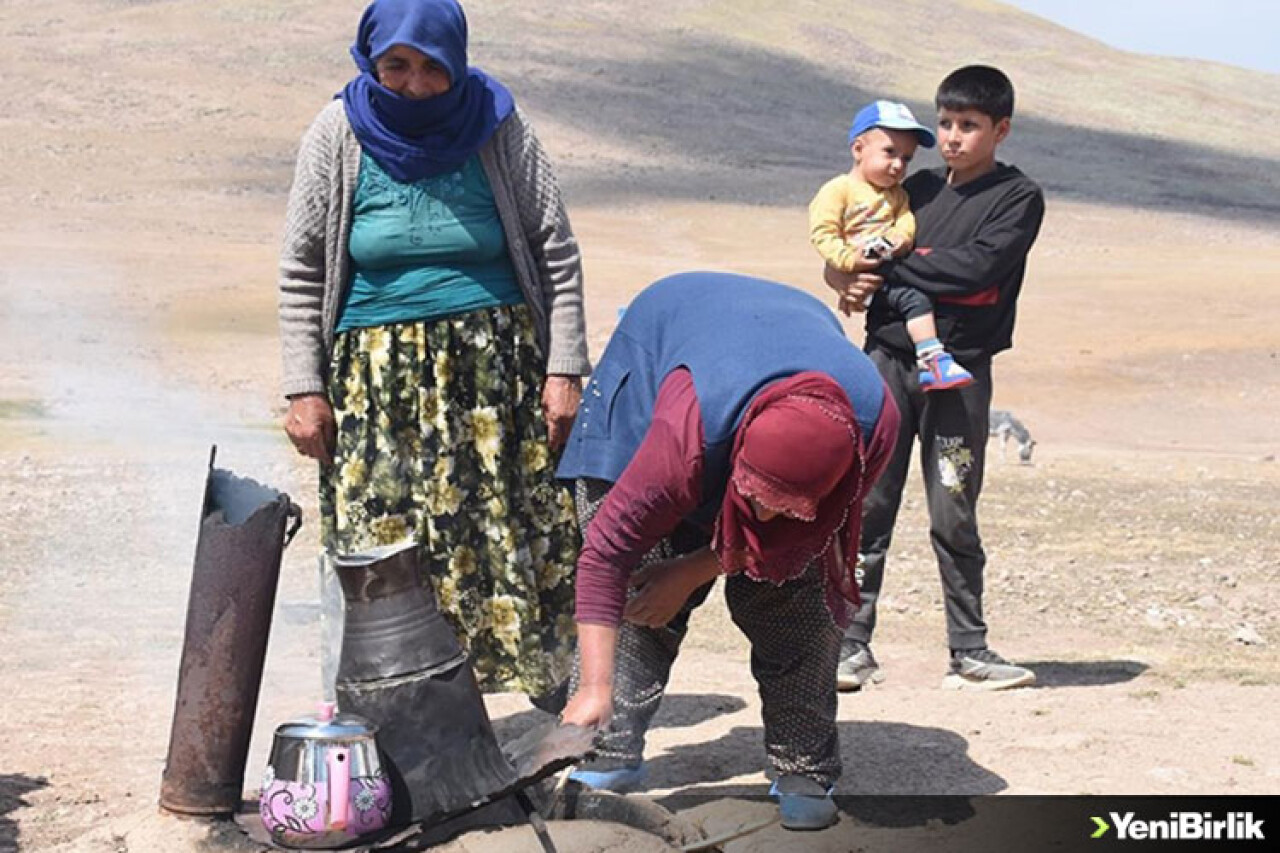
[321,304,579,696]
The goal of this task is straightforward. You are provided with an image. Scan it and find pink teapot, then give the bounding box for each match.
[259,703,392,849]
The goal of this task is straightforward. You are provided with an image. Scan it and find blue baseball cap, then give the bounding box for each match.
[848,100,936,148]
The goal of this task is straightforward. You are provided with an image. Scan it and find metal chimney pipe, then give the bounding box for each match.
[159,447,301,816]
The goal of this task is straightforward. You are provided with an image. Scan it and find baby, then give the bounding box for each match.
[809,100,973,390]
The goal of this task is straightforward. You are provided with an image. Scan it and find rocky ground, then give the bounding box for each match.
[3,202,1277,852]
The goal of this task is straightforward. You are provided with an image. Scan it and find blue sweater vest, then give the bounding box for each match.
[556,271,886,527]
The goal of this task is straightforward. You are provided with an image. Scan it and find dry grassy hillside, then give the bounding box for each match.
[4,0,1277,453]
[3,0,1279,223]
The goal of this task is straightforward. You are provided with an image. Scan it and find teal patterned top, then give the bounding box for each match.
[338,152,524,332]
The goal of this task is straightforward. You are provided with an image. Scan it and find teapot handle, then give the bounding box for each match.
[327,747,350,830]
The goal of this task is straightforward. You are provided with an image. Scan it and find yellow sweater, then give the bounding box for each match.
[808,173,915,272]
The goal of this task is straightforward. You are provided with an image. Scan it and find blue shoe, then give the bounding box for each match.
[769,776,838,831]
[568,762,647,792]
[918,350,974,391]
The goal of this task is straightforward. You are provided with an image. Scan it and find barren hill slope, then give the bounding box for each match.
[3,0,1278,224]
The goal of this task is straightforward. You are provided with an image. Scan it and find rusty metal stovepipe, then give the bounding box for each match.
[159,448,301,816]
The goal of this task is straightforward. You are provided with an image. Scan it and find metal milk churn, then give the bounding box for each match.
[331,541,519,825]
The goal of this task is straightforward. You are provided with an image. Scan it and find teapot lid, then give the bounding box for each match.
[275,701,378,741]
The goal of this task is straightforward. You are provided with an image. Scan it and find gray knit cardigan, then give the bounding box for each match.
[278,100,591,398]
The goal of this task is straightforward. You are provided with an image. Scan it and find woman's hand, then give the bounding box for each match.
[624,549,720,628]
[624,562,694,628]
[542,374,582,450]
[560,682,613,732]
[284,394,336,465]
[563,623,618,730]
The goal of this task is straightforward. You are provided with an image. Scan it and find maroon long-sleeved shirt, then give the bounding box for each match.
[575,368,897,626]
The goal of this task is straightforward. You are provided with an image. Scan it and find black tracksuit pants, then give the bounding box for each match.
[842,347,993,652]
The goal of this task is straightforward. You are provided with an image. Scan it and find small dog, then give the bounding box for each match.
[989,409,1035,463]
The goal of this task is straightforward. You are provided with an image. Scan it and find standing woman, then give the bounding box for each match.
[278,0,589,701]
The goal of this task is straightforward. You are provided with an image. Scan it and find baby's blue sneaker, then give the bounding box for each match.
[568,762,647,792]
[918,350,974,392]
[769,775,838,831]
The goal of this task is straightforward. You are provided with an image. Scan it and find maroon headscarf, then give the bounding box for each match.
[712,371,867,628]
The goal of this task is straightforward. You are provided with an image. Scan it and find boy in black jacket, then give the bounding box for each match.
[827,65,1045,691]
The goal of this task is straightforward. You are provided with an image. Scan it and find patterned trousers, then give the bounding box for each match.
[573,479,843,787]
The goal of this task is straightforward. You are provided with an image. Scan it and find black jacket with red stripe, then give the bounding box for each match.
[865,163,1045,365]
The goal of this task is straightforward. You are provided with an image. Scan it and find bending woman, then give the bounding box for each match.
[558,272,898,830]
[278,0,588,700]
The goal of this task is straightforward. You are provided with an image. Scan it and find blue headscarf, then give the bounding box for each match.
[340,0,514,183]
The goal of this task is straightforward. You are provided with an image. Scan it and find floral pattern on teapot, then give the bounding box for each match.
[260,765,392,848]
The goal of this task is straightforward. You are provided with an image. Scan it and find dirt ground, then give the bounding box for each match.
[2,2,1279,852]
